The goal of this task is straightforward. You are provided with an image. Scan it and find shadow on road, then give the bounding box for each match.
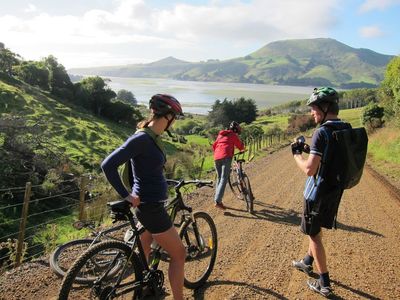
[191,279,289,300]
[225,199,384,237]
[330,279,381,300]
[336,222,384,237]
[224,200,300,226]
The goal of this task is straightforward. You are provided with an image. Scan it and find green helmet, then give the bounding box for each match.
[307,87,339,106]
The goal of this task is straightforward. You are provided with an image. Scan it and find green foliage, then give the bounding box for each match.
[380,56,400,126]
[340,88,378,109]
[207,97,257,127]
[117,89,137,105]
[0,47,20,76]
[362,103,384,130]
[287,114,315,134]
[13,61,50,90]
[42,55,73,98]
[174,119,201,135]
[241,124,264,141]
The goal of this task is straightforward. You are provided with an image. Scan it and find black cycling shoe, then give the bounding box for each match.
[292,259,313,275]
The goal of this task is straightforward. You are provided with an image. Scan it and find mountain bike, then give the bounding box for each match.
[58,179,218,299]
[49,220,129,284]
[228,151,254,214]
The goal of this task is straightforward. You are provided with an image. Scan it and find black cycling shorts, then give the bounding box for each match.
[135,201,172,234]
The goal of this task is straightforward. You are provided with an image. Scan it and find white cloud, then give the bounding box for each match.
[24,4,38,13]
[0,0,341,68]
[359,0,400,13]
[359,25,385,38]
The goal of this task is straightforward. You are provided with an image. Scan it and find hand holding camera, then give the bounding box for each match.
[291,136,310,155]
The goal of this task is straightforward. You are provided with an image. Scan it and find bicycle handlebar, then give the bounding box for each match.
[166,179,214,191]
[233,150,247,157]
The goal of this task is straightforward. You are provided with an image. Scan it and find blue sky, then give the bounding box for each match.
[1,0,399,69]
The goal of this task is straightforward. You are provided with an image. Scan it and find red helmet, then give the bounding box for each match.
[149,94,184,117]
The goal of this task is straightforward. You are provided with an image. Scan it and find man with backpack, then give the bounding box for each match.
[290,87,352,297]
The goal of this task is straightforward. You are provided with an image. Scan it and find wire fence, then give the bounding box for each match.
[0,131,288,272]
[0,177,88,270]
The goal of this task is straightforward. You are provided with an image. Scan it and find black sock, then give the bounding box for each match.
[303,254,314,266]
[320,272,330,287]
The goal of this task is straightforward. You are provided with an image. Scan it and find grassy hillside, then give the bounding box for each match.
[0,79,134,169]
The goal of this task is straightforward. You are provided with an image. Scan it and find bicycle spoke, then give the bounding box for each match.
[181,212,218,289]
[58,241,142,300]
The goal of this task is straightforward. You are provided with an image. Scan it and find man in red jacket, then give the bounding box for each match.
[212,121,245,210]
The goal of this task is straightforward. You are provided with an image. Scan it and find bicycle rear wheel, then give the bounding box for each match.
[242,174,254,214]
[179,211,218,289]
[49,239,95,282]
[228,170,244,200]
[58,240,143,300]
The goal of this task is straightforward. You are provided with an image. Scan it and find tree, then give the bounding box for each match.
[208,97,257,128]
[14,61,49,90]
[0,47,20,76]
[42,55,73,99]
[341,88,378,109]
[380,56,400,126]
[117,89,137,105]
[362,103,384,130]
[75,76,116,116]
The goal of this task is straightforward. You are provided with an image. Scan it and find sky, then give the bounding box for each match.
[1,0,399,69]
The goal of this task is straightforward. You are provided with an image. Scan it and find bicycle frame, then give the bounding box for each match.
[95,179,213,298]
[231,153,247,191]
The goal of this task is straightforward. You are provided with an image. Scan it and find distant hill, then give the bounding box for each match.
[69,38,394,88]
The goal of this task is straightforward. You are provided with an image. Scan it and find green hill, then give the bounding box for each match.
[0,77,133,169]
[69,38,394,88]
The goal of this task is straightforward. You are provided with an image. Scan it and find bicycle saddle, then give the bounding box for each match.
[236,159,245,163]
[107,200,131,221]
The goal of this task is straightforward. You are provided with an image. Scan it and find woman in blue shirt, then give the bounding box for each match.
[101,94,185,300]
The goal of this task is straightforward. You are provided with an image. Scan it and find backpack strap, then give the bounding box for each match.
[135,128,166,162]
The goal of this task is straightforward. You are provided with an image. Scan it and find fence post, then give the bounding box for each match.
[15,182,32,267]
[171,162,177,179]
[247,138,252,161]
[79,176,89,221]
[198,157,205,179]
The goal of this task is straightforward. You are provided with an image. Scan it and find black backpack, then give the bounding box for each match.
[322,123,368,189]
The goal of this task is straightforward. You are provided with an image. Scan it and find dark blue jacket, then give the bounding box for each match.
[101,131,167,203]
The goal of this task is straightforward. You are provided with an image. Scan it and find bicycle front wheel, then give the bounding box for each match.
[58,240,143,300]
[242,174,254,214]
[49,239,95,283]
[180,211,218,289]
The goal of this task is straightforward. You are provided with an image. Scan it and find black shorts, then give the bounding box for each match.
[300,187,343,236]
[135,201,172,234]
[300,199,322,236]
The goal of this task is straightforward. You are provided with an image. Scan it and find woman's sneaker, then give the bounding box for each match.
[307,279,333,298]
[215,202,226,210]
[292,259,313,275]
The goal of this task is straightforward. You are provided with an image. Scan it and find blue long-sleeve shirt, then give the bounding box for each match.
[101,131,167,203]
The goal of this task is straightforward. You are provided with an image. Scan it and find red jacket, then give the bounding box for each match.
[212,130,245,160]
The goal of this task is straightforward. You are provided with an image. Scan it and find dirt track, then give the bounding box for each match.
[1,146,399,299]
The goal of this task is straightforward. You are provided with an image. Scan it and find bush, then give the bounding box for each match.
[287,114,315,134]
[362,103,384,131]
